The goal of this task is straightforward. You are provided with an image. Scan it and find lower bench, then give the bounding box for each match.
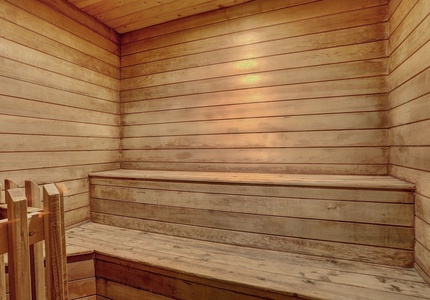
[66,222,430,300]
[88,169,415,267]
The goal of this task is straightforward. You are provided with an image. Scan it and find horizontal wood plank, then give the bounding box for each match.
[122,130,387,149]
[123,95,387,124]
[90,177,414,203]
[91,185,413,226]
[91,198,413,248]
[64,222,429,300]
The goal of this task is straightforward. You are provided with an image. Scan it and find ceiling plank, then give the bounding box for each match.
[109,0,254,33]
[66,0,254,33]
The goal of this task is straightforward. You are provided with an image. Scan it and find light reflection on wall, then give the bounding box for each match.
[237,59,257,69]
[242,74,261,84]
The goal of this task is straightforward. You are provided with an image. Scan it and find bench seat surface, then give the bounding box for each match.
[66,222,430,300]
[89,169,415,190]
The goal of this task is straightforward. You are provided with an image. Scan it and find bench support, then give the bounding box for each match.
[0,180,69,300]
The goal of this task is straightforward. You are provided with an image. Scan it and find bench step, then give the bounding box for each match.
[89,170,415,190]
[89,170,415,267]
[66,222,430,300]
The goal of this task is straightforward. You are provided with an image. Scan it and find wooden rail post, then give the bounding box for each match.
[6,188,32,300]
[0,183,6,300]
[25,181,46,300]
[44,184,69,300]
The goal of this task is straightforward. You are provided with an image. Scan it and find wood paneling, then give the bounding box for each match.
[120,0,389,175]
[66,0,254,33]
[4,252,96,299]
[388,0,430,284]
[89,170,415,266]
[0,0,120,226]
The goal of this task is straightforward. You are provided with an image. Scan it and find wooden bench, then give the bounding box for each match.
[67,222,430,300]
[64,169,430,299]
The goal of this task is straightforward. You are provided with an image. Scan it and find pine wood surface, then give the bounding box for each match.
[90,169,414,190]
[65,222,430,300]
[0,0,121,227]
[388,0,430,283]
[66,0,254,33]
[120,0,390,175]
[89,170,415,266]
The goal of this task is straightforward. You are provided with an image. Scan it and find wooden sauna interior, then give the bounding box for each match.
[1,0,430,299]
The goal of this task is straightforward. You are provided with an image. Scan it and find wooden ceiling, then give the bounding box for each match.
[66,0,253,34]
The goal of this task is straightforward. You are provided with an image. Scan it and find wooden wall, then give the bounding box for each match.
[388,0,430,284]
[0,0,121,227]
[120,0,390,175]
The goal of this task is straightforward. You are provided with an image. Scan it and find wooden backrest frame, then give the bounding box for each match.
[0,180,69,300]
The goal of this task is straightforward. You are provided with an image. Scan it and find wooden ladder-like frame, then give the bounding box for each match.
[0,180,69,300]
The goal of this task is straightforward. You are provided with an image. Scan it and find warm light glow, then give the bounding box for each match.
[237,60,257,69]
[242,74,261,84]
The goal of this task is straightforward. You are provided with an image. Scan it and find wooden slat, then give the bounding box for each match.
[388,0,430,281]
[122,5,388,58]
[1,135,119,152]
[121,162,389,176]
[0,183,5,300]
[68,260,95,282]
[36,0,120,45]
[121,76,387,102]
[25,181,46,300]
[65,223,430,300]
[390,67,430,109]
[89,170,414,190]
[120,0,317,43]
[0,94,117,126]
[0,253,4,300]
[0,37,119,90]
[91,185,413,226]
[123,94,387,124]
[0,115,120,138]
[121,67,387,101]
[0,151,118,172]
[416,194,430,224]
[391,120,430,146]
[391,147,430,172]
[121,58,387,91]
[90,177,414,203]
[0,58,117,102]
[416,242,430,284]
[97,278,174,300]
[121,37,387,78]
[43,184,69,300]
[389,0,425,54]
[122,130,387,150]
[106,0,253,33]
[6,188,31,300]
[122,148,388,165]
[0,18,118,79]
[389,0,430,71]
[91,199,413,249]
[90,212,413,267]
[68,277,96,299]
[123,112,387,138]
[0,1,118,67]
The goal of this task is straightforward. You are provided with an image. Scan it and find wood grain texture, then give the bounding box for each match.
[0,0,120,227]
[388,0,430,284]
[65,222,430,300]
[67,0,254,33]
[6,188,31,300]
[89,170,415,265]
[120,0,389,175]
